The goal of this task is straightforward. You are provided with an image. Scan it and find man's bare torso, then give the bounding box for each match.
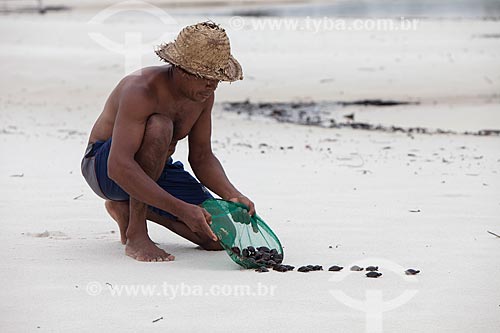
[89,65,209,157]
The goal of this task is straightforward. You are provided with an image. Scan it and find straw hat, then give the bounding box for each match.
[155,22,243,82]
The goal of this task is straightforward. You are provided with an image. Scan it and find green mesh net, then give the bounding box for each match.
[201,198,284,269]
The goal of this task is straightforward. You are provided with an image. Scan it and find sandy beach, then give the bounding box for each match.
[1,1,500,332]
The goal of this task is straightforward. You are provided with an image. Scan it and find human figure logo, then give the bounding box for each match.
[328,258,419,333]
[87,0,177,75]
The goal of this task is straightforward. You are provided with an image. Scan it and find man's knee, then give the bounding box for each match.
[144,114,172,149]
[137,114,172,166]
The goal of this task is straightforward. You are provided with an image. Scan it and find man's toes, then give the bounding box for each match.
[126,252,140,261]
[124,242,174,262]
[158,252,173,262]
[163,254,174,261]
[126,251,148,262]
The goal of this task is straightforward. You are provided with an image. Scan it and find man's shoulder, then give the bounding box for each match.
[113,81,160,117]
[118,67,168,102]
[118,81,156,106]
[122,66,164,88]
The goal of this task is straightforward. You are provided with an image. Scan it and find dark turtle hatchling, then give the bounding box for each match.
[366,271,382,278]
[405,269,420,275]
[273,254,283,263]
[298,266,311,272]
[328,265,343,272]
[273,265,288,272]
[365,266,378,272]
[231,247,241,256]
[242,249,249,258]
[255,259,266,265]
[266,260,276,267]
[350,265,364,271]
[312,265,323,271]
[255,267,269,273]
[246,258,256,265]
[262,253,271,261]
[247,246,256,254]
[257,246,270,253]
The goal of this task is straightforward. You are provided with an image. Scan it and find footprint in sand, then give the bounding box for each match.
[24,230,70,240]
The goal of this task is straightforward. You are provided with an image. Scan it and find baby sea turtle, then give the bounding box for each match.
[247,246,256,254]
[350,265,364,271]
[298,266,311,272]
[266,260,276,267]
[231,247,241,255]
[273,254,283,263]
[273,265,288,272]
[255,258,265,265]
[328,265,344,272]
[255,267,269,273]
[257,246,270,253]
[312,265,323,271]
[366,272,382,278]
[241,249,249,257]
[246,258,256,265]
[405,269,420,275]
[282,265,295,271]
[365,266,379,272]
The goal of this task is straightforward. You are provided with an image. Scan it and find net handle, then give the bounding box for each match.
[204,198,263,220]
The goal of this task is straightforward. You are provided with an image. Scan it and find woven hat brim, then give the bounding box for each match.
[155,42,243,82]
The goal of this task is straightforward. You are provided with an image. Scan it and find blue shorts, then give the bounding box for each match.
[81,138,213,219]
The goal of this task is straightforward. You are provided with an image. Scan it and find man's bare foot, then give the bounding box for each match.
[125,236,175,262]
[105,201,129,244]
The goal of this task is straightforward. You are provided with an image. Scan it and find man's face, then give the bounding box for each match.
[178,67,219,102]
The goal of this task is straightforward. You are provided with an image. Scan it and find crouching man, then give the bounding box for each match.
[81,22,255,262]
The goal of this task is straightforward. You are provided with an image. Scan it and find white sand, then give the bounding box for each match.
[1,3,500,332]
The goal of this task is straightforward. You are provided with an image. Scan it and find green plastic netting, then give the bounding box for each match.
[201,198,284,269]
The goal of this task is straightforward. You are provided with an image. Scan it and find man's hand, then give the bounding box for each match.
[177,204,218,241]
[228,195,256,216]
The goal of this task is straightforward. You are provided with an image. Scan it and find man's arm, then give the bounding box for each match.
[188,95,255,215]
[107,85,217,240]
